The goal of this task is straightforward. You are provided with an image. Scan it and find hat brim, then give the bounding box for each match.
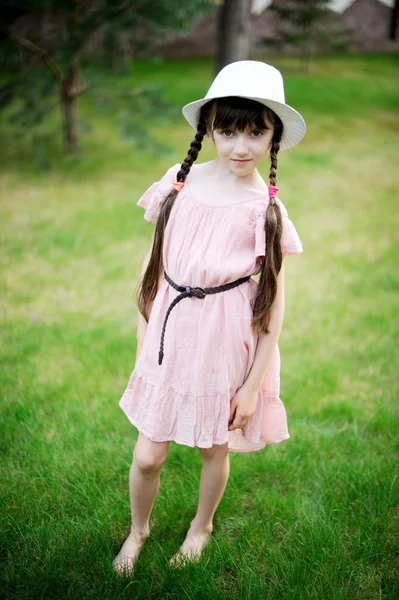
[182,95,306,151]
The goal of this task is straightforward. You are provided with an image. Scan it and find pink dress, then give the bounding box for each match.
[119,164,303,452]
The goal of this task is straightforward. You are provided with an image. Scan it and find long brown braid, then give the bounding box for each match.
[137,119,207,322]
[251,119,283,336]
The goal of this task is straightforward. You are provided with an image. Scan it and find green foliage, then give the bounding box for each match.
[0,0,214,159]
[92,80,179,156]
[263,0,351,67]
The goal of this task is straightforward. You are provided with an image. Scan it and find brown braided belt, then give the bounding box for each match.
[158,271,251,365]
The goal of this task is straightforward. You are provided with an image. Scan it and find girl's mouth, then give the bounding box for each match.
[232,159,251,163]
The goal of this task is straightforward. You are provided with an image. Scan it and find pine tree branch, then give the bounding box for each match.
[71,2,135,63]
[10,35,64,86]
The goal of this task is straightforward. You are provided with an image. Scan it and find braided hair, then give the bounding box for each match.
[137,119,207,322]
[251,118,283,336]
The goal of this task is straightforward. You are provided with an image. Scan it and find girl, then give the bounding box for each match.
[114,60,306,575]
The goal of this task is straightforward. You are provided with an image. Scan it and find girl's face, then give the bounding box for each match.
[210,116,274,177]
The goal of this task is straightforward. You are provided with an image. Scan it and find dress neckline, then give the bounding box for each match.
[183,179,269,209]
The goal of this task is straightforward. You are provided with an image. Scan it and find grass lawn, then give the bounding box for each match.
[1,53,398,599]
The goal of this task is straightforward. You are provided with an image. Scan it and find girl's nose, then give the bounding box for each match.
[234,134,249,155]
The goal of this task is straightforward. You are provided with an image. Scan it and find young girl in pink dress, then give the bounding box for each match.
[114,60,306,575]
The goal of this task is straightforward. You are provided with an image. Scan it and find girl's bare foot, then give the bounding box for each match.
[113,530,149,577]
[169,525,213,568]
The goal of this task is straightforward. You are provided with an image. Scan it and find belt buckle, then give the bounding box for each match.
[186,285,206,299]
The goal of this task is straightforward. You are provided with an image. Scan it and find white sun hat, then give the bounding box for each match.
[182,60,306,151]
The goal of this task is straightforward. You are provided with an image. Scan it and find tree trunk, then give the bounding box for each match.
[389,0,399,40]
[299,0,315,75]
[217,0,251,74]
[61,64,79,153]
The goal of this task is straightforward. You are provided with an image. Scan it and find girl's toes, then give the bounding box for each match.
[169,552,184,568]
[169,551,193,569]
[113,556,135,577]
[113,531,148,577]
[169,531,212,568]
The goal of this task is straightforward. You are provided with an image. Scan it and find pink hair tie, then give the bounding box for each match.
[171,180,184,192]
[268,185,279,199]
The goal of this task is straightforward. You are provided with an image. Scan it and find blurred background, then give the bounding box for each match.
[1,2,398,599]
[1,0,398,159]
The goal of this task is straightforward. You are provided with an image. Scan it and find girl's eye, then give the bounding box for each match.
[221,130,234,137]
[251,131,262,137]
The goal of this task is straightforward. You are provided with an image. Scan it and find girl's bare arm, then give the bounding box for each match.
[136,230,164,361]
[243,261,285,391]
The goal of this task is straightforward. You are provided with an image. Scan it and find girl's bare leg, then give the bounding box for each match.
[113,433,170,575]
[169,442,230,566]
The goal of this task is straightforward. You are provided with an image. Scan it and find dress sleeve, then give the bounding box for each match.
[137,163,180,224]
[254,197,303,259]
[278,198,303,256]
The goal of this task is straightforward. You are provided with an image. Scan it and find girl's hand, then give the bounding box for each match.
[228,384,258,431]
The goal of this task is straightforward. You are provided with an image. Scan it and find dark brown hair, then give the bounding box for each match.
[137,96,283,337]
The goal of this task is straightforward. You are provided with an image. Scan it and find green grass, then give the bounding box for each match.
[1,54,399,599]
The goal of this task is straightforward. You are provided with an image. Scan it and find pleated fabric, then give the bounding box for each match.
[119,164,303,452]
